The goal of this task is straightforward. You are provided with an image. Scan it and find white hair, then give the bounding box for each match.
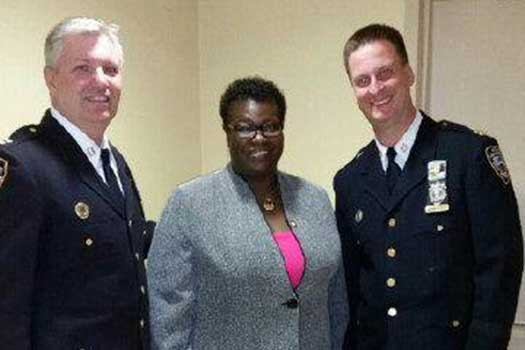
[44,17,123,68]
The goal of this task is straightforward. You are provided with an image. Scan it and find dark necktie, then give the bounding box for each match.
[101,148,124,205]
[386,147,401,195]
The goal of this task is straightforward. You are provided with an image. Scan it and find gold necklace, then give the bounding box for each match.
[261,179,280,213]
[263,197,276,212]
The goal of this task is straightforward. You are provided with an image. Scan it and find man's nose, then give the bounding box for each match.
[368,78,384,95]
[93,67,110,85]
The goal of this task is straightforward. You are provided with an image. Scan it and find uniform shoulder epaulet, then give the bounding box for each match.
[438,119,473,133]
[353,148,366,162]
[0,137,13,145]
[438,119,491,138]
[9,124,40,142]
[336,145,368,178]
[0,155,7,189]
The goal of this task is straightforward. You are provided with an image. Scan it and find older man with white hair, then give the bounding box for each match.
[0,17,153,350]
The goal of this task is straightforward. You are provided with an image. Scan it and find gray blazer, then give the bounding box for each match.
[148,165,348,350]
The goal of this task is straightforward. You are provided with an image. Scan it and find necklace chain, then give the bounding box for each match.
[261,179,280,213]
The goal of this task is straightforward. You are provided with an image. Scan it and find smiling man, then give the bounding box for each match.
[0,17,152,350]
[334,24,523,350]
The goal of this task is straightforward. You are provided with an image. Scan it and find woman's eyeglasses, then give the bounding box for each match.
[226,123,283,139]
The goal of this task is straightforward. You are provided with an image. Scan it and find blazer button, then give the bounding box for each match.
[388,218,397,228]
[387,247,397,258]
[387,307,397,317]
[282,298,299,309]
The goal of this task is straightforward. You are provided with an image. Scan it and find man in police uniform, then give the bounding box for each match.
[334,24,523,350]
[0,17,153,350]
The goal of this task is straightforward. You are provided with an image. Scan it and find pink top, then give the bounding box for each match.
[273,231,305,290]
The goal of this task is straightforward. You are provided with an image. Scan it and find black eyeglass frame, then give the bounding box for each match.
[225,122,283,139]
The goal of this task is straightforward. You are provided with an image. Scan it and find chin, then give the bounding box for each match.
[238,164,277,180]
[367,107,396,123]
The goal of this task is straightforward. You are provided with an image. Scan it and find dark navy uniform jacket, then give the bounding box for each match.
[0,111,154,350]
[334,114,523,350]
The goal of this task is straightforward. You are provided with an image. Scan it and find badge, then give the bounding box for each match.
[425,160,450,214]
[74,202,90,220]
[0,157,8,189]
[427,160,447,181]
[485,145,511,185]
[354,209,363,223]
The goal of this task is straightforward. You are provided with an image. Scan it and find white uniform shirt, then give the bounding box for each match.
[50,107,123,192]
[375,111,423,172]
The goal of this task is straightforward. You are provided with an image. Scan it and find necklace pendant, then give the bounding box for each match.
[263,197,275,212]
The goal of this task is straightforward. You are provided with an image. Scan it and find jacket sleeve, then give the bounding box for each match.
[464,138,523,350]
[329,256,349,350]
[334,173,360,349]
[147,189,196,350]
[143,220,156,258]
[317,188,349,350]
[0,150,43,350]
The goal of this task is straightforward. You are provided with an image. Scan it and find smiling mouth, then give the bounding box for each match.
[86,96,110,103]
[372,96,392,107]
[250,150,270,158]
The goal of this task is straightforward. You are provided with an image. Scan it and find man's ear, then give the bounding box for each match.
[43,66,57,93]
[406,64,415,86]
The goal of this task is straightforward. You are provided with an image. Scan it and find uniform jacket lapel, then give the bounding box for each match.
[113,148,136,219]
[388,114,439,211]
[357,141,390,211]
[39,111,126,218]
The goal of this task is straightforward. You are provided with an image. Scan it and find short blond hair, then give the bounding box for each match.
[44,16,123,68]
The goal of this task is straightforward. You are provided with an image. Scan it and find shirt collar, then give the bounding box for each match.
[375,111,423,171]
[50,107,111,163]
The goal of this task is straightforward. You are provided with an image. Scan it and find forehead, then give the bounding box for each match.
[229,99,279,120]
[59,33,122,65]
[348,40,401,76]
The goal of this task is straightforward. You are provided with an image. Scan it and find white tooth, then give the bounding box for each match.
[88,96,109,102]
[374,97,391,106]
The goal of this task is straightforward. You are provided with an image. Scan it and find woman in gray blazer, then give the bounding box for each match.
[148,77,348,350]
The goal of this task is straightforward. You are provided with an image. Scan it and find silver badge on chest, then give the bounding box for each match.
[425,160,450,214]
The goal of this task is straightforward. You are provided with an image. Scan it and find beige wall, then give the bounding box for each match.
[0,0,200,219]
[1,0,409,218]
[198,0,406,199]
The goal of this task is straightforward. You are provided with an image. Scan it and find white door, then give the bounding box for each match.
[409,0,525,348]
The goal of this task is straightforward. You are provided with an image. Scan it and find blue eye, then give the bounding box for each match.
[75,65,90,72]
[354,76,370,88]
[377,67,394,81]
[104,65,119,76]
